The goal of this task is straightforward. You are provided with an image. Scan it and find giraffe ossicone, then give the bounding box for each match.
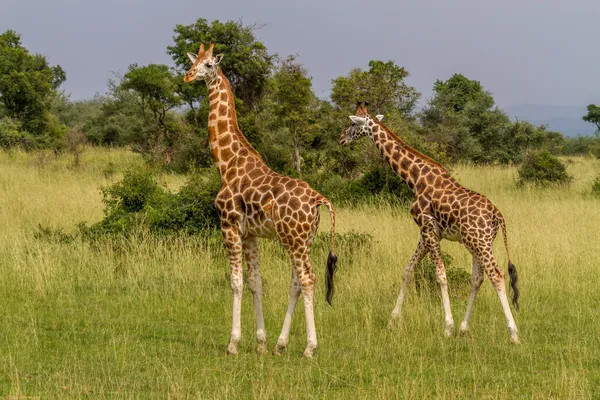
[341,101,520,344]
[185,43,339,357]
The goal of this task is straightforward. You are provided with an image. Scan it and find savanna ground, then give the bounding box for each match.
[0,148,599,399]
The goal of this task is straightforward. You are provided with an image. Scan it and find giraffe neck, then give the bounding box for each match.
[370,123,450,192]
[207,69,263,176]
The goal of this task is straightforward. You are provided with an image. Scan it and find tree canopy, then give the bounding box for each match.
[583,104,600,135]
[167,18,273,110]
[0,29,66,146]
[331,60,420,116]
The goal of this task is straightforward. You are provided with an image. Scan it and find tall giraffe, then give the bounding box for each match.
[340,102,520,344]
[184,43,338,357]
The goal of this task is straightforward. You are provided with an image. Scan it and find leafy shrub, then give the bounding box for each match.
[306,165,414,207]
[592,176,600,198]
[80,167,221,240]
[358,165,415,205]
[517,150,572,186]
[415,253,471,298]
[0,117,36,149]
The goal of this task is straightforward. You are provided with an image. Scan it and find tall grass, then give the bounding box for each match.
[0,148,599,398]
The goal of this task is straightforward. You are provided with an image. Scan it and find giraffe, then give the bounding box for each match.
[339,102,520,344]
[184,43,338,357]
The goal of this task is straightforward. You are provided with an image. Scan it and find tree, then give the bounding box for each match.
[167,18,273,112]
[270,56,317,176]
[119,64,184,163]
[420,73,521,163]
[583,104,600,136]
[331,60,420,116]
[432,73,486,113]
[0,29,66,146]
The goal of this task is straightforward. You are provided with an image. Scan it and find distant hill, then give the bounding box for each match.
[503,104,596,137]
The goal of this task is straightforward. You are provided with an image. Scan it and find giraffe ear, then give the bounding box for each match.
[187,52,197,63]
[349,116,366,125]
[214,54,224,65]
[375,115,384,121]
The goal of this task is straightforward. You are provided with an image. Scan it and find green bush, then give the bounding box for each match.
[358,166,415,205]
[306,166,414,207]
[592,176,600,198]
[517,150,572,186]
[0,117,36,149]
[415,253,471,299]
[81,167,221,240]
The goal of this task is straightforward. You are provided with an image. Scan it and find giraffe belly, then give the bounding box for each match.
[441,224,462,243]
[243,213,277,239]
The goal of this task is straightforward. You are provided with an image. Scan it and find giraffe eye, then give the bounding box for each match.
[351,122,356,126]
[206,62,213,68]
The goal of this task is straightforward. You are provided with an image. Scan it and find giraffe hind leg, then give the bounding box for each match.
[459,254,484,334]
[274,266,301,355]
[243,236,267,354]
[479,249,520,344]
[422,227,454,337]
[390,239,427,326]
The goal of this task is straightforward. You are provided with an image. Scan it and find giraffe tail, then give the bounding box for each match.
[499,214,519,310]
[318,197,337,306]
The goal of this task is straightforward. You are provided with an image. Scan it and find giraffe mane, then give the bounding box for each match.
[217,69,263,161]
[374,119,448,171]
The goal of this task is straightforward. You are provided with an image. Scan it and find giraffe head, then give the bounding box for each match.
[339,101,384,145]
[183,43,224,83]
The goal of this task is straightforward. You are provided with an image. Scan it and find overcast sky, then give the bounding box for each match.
[2,0,598,109]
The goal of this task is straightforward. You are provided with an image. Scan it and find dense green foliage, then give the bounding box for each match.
[81,168,221,240]
[0,30,66,148]
[331,60,420,116]
[517,150,572,186]
[419,74,569,164]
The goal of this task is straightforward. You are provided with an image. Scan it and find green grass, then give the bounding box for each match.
[1,148,600,398]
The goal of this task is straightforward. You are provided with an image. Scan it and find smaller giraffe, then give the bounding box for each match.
[184,43,338,357]
[340,102,520,344]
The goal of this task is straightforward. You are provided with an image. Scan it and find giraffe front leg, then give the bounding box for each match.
[223,225,244,355]
[243,237,267,354]
[459,254,484,334]
[423,228,454,337]
[274,267,301,355]
[390,239,427,326]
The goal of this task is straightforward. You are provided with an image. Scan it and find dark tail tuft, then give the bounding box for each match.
[508,261,519,310]
[325,251,338,305]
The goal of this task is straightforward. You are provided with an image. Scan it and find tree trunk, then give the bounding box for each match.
[292,131,302,177]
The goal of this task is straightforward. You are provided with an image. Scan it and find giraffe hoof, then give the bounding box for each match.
[256,342,268,355]
[444,325,454,338]
[302,348,315,358]
[272,345,285,356]
[458,322,469,334]
[510,336,521,345]
[227,344,238,355]
[388,316,400,330]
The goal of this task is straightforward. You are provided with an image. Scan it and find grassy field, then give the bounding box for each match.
[0,148,599,398]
